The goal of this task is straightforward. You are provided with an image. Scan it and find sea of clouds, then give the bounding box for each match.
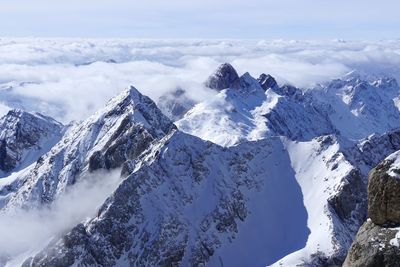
[1,38,400,123]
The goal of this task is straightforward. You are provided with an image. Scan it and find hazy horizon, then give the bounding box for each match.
[1,0,399,39]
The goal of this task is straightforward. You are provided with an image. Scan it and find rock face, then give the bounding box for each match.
[257,73,278,91]
[368,159,400,226]
[205,63,240,90]
[0,109,63,175]
[343,220,400,267]
[344,152,400,267]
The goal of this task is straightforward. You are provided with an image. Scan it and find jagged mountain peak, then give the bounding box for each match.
[238,72,265,92]
[93,86,175,137]
[205,63,240,90]
[257,73,278,91]
[2,86,176,210]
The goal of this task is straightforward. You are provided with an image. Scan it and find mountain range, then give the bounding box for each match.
[1,63,400,266]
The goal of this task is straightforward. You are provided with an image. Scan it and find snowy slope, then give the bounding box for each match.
[272,136,366,266]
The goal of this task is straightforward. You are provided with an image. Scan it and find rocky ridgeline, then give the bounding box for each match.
[344,153,400,266]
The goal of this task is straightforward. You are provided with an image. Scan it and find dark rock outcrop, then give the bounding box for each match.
[343,220,400,267]
[0,139,13,172]
[328,169,367,225]
[0,109,64,174]
[205,63,240,90]
[257,73,278,91]
[275,84,300,97]
[344,155,400,266]
[368,160,400,226]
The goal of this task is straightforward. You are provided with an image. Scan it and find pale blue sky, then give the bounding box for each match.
[0,0,399,38]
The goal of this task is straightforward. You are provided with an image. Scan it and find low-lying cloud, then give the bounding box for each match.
[1,39,400,122]
[0,169,122,266]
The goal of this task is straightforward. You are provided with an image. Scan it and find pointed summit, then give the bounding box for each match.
[257,73,278,91]
[205,63,240,90]
[3,86,176,210]
[97,86,175,136]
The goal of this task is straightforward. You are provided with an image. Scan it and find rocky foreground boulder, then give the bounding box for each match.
[344,152,400,266]
[368,159,400,226]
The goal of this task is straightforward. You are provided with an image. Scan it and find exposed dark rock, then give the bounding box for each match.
[344,155,400,266]
[328,169,367,227]
[205,63,240,90]
[0,139,14,172]
[368,160,400,226]
[257,73,278,91]
[275,84,300,97]
[343,220,400,267]
[88,151,104,171]
[88,118,157,171]
[0,109,63,174]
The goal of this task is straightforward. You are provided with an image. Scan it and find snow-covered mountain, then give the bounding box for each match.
[21,131,310,266]
[19,131,368,267]
[2,63,400,266]
[177,64,400,146]
[0,87,175,212]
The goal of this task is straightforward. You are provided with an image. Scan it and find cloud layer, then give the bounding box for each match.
[0,169,121,265]
[1,39,400,122]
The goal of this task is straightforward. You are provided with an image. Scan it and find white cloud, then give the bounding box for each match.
[1,39,400,123]
[0,102,10,118]
[0,169,121,265]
